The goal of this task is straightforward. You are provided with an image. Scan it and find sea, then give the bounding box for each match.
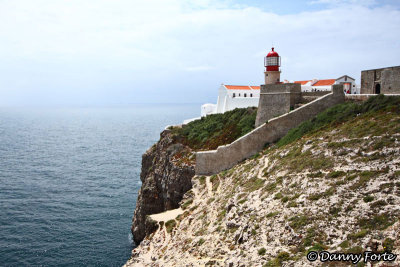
[0,104,199,267]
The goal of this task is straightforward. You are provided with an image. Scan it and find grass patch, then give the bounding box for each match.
[348,229,369,240]
[173,107,257,150]
[363,195,374,203]
[276,95,400,147]
[350,171,377,190]
[308,171,324,178]
[165,219,177,233]
[199,176,206,186]
[266,211,279,218]
[339,240,350,249]
[263,252,291,267]
[181,199,193,210]
[328,170,346,178]
[243,177,265,192]
[281,196,289,203]
[383,238,395,252]
[210,175,220,191]
[307,242,328,252]
[289,215,311,230]
[258,247,266,255]
[370,200,387,209]
[358,213,395,230]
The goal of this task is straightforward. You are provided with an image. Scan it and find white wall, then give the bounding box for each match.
[301,85,331,92]
[215,86,260,113]
[224,96,259,112]
[335,76,358,94]
[201,103,217,116]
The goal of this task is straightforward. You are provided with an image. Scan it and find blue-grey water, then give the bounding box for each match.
[0,104,199,267]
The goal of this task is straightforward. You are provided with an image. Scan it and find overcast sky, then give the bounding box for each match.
[0,0,399,106]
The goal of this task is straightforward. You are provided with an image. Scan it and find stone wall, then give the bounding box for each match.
[302,91,331,97]
[255,83,301,127]
[361,66,400,94]
[345,94,400,102]
[195,85,345,175]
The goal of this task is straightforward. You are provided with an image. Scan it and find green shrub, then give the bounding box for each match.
[198,238,205,246]
[358,213,395,230]
[363,195,374,203]
[277,95,400,147]
[289,215,310,230]
[383,238,395,252]
[328,170,346,178]
[348,229,369,240]
[339,240,350,249]
[258,247,266,255]
[307,242,328,252]
[165,220,177,233]
[263,251,291,267]
[175,107,257,150]
[266,211,279,218]
[181,199,193,210]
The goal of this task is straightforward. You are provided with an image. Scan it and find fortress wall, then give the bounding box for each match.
[361,66,400,94]
[345,94,400,102]
[255,83,301,127]
[195,85,345,175]
[302,91,331,97]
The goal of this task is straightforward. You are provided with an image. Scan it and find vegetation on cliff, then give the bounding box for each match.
[172,107,257,150]
[126,95,400,266]
[278,94,400,147]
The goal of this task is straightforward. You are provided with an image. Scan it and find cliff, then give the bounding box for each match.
[131,129,195,244]
[127,96,400,266]
[131,107,257,244]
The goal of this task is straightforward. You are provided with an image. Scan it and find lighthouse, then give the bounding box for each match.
[264,47,281,84]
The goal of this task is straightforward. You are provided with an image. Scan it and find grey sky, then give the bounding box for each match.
[0,0,399,106]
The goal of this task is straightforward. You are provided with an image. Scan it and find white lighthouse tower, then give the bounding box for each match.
[264,47,281,85]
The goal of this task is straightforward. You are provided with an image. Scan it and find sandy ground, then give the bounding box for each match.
[149,208,184,222]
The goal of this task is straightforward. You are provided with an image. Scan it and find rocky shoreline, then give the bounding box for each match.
[131,128,195,244]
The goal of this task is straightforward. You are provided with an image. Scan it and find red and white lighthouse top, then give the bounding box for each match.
[267,47,279,58]
[265,47,281,72]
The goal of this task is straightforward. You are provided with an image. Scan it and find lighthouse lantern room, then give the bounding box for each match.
[264,47,281,85]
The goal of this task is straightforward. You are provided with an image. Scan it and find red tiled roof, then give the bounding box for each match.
[294,80,311,85]
[313,79,336,86]
[225,85,250,90]
[225,85,260,90]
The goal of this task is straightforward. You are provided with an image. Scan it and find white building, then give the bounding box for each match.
[201,76,359,117]
[201,84,260,116]
[290,75,359,94]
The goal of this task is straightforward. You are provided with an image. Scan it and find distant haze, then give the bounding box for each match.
[0,0,399,106]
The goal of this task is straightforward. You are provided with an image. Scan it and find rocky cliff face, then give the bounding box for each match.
[126,101,400,266]
[131,128,195,244]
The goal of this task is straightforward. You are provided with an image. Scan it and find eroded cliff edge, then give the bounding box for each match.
[126,96,400,266]
[131,108,257,244]
[131,128,195,244]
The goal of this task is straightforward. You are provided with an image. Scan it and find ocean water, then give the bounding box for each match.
[0,104,199,267]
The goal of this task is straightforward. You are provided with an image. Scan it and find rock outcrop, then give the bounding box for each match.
[126,99,400,266]
[131,128,195,244]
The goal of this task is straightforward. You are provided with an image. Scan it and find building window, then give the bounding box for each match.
[244,93,247,97]
[233,93,235,98]
[239,93,241,97]
[250,93,253,97]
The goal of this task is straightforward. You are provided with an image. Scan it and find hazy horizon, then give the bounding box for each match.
[1,0,399,106]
